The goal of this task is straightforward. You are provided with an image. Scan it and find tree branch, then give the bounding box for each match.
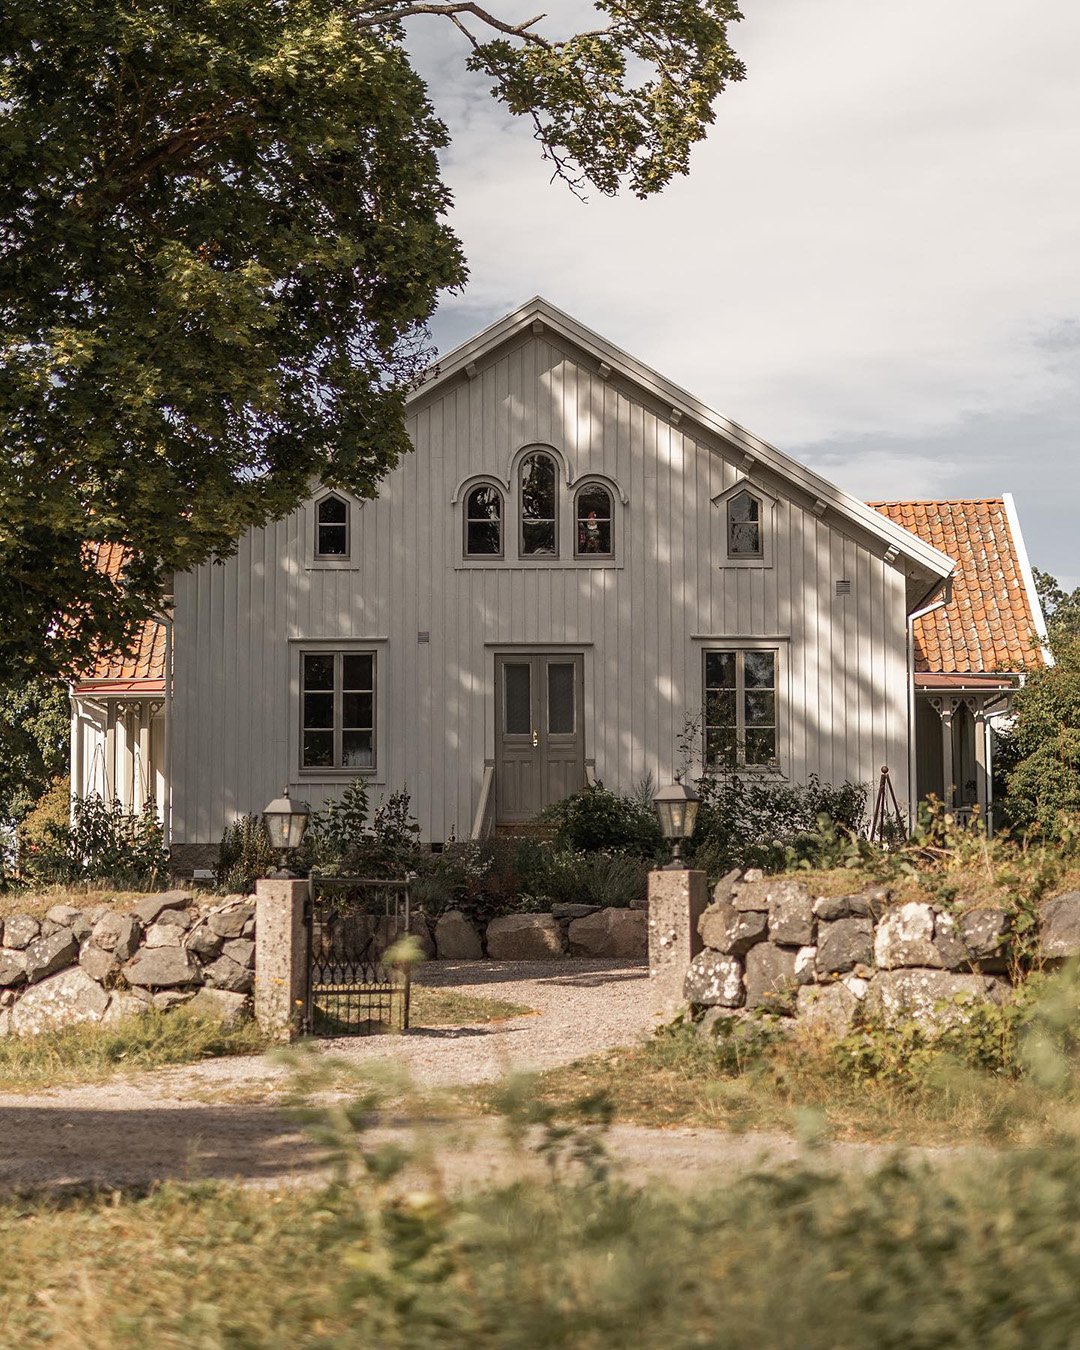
[350,2,556,47]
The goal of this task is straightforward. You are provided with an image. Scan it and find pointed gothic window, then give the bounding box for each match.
[727,490,762,558]
[315,494,349,558]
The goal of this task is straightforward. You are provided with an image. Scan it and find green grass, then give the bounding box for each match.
[6,1110,1080,1345]
[409,984,533,1027]
[0,1010,268,1093]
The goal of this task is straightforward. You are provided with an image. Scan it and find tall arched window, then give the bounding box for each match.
[727,490,762,558]
[520,452,558,556]
[575,483,613,556]
[316,494,349,558]
[464,484,503,557]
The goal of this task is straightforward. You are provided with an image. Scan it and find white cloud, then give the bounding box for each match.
[406,0,1080,579]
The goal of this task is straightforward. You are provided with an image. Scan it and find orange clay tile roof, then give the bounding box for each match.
[869,499,1044,675]
[73,543,167,691]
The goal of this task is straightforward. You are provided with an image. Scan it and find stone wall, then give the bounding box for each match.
[0,892,255,1036]
[683,870,1080,1037]
[429,904,647,961]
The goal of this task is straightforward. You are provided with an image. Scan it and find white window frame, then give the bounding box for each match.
[711,478,777,570]
[702,645,783,772]
[305,488,361,571]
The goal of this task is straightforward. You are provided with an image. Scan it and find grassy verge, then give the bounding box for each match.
[0,1011,268,1093]
[0,885,194,921]
[6,1112,1080,1345]
[409,984,533,1027]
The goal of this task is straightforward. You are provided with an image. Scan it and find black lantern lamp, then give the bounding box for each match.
[262,789,311,878]
[653,774,702,870]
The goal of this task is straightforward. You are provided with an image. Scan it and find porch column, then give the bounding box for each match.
[136,701,152,814]
[939,702,956,810]
[104,703,117,802]
[973,702,990,824]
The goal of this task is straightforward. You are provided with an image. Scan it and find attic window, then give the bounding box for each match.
[727,490,763,558]
[316,495,349,558]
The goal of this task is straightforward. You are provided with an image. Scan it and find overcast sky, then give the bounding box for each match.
[407,1,1080,588]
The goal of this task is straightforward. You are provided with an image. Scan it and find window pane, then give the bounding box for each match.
[729,491,759,523]
[548,664,575,735]
[521,453,556,520]
[467,485,501,521]
[706,727,737,767]
[745,728,777,765]
[705,690,736,726]
[744,651,776,689]
[744,690,775,726]
[467,520,501,555]
[342,730,374,767]
[522,520,556,555]
[303,692,334,729]
[318,496,347,523]
[317,524,347,556]
[504,664,531,735]
[577,515,611,555]
[728,492,762,557]
[705,651,736,689]
[576,485,611,519]
[303,653,334,690]
[343,653,373,690]
[303,731,334,767]
[343,691,373,728]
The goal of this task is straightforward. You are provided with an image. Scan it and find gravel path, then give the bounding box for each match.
[0,960,969,1193]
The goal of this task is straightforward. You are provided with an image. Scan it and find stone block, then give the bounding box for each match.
[434,910,483,960]
[796,982,860,1038]
[188,922,225,960]
[867,969,1009,1028]
[254,879,309,1041]
[1040,891,1080,960]
[794,946,817,984]
[0,949,27,988]
[711,869,743,905]
[873,902,943,969]
[124,946,204,989]
[816,917,873,976]
[208,905,257,939]
[79,944,119,984]
[23,929,79,985]
[156,907,193,930]
[743,943,798,1011]
[567,908,647,958]
[91,911,142,959]
[222,938,256,970]
[647,869,708,1018]
[102,991,152,1024]
[3,914,40,950]
[812,887,890,922]
[131,890,194,926]
[698,902,768,956]
[203,954,254,993]
[486,914,567,960]
[406,912,436,961]
[551,902,602,920]
[11,967,109,1036]
[768,881,815,946]
[145,922,183,948]
[153,989,198,1011]
[187,988,249,1027]
[683,950,744,1007]
[45,905,92,941]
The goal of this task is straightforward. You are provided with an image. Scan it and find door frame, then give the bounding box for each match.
[492,648,587,824]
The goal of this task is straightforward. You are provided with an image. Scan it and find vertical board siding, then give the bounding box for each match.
[171,336,911,845]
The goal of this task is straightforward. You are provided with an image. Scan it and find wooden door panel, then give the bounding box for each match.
[496,654,585,823]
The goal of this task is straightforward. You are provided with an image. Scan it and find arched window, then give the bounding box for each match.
[316,494,349,558]
[464,484,503,557]
[727,490,762,558]
[575,483,613,556]
[520,452,558,556]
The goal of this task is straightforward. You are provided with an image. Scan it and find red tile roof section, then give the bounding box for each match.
[869,498,1043,675]
[73,544,167,692]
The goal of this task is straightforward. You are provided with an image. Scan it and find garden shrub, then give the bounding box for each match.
[540,780,664,859]
[216,813,277,893]
[302,780,422,878]
[25,793,169,889]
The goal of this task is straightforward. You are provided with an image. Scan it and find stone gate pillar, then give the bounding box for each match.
[647,869,708,1020]
[254,878,310,1042]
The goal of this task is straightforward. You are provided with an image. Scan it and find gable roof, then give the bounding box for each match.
[71,543,167,694]
[868,497,1047,674]
[412,296,956,610]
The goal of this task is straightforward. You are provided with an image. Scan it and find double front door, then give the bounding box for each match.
[495,653,585,823]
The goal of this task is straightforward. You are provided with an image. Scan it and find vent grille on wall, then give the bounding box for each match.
[835,579,852,596]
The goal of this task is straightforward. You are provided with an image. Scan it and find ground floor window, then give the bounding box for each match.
[703,648,778,768]
[301,651,375,769]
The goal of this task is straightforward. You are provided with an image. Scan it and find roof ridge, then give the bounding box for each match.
[866,497,1006,506]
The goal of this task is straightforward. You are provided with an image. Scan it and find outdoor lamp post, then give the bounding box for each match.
[262,789,311,878]
[653,774,702,870]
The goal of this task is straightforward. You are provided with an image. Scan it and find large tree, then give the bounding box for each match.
[0,0,744,681]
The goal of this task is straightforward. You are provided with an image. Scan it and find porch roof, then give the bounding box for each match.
[869,497,1047,675]
[71,543,167,694]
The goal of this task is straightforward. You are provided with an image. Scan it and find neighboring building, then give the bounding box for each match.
[69,299,1046,868]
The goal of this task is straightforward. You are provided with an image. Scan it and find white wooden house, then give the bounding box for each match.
[69,299,1047,868]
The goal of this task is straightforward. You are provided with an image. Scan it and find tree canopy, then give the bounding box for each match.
[0,0,745,681]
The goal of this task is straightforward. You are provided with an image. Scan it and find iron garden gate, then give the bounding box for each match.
[305,877,412,1036]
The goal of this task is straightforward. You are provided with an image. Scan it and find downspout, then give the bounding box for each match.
[907,581,952,831]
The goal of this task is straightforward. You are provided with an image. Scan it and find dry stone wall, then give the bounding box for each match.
[684,871,1080,1037]
[431,905,647,962]
[0,892,255,1037]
